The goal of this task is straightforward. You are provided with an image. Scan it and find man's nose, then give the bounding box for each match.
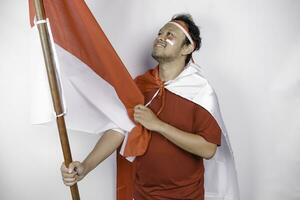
[157,34,166,41]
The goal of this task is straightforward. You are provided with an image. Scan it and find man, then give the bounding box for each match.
[61,14,221,200]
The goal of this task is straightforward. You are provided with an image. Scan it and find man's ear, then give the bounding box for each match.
[181,43,194,56]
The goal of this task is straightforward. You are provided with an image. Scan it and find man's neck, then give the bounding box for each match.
[158,59,186,81]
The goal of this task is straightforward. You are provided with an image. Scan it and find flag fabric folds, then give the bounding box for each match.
[29,0,152,158]
[29,0,148,199]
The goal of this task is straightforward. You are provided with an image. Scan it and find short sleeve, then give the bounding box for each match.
[193,105,222,146]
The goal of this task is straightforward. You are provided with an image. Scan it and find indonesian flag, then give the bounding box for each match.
[29,0,149,199]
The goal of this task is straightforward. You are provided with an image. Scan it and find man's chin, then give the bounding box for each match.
[152,52,165,62]
[152,54,174,64]
[151,52,159,61]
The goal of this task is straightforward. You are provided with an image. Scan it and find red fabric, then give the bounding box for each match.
[117,151,135,200]
[133,68,221,200]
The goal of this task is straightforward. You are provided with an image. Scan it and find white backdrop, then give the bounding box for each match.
[0,0,300,199]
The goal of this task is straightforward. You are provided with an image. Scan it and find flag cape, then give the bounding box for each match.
[121,62,240,199]
[28,0,239,199]
[153,62,240,199]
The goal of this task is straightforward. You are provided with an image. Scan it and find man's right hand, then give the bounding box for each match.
[60,129,125,187]
[61,161,86,186]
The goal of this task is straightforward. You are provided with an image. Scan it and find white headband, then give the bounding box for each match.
[168,21,194,46]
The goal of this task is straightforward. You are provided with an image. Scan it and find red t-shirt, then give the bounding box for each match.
[133,88,221,200]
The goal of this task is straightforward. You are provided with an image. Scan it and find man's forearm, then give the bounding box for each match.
[156,121,217,159]
[82,130,125,175]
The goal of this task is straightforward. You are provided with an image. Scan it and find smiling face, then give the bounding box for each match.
[151,23,189,63]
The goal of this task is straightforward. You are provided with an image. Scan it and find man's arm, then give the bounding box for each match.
[156,121,217,159]
[134,104,217,159]
[82,129,125,174]
[61,129,124,186]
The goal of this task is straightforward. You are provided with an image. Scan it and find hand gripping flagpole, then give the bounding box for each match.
[33,0,80,199]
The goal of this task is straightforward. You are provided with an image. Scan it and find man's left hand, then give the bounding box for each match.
[133,104,162,131]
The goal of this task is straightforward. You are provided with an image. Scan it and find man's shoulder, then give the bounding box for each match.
[134,67,156,83]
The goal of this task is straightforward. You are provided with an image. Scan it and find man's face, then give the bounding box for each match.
[152,23,187,63]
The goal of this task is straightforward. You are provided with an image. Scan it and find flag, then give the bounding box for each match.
[29,0,148,199]
[28,0,155,156]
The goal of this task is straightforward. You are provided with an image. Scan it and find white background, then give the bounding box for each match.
[1,0,300,199]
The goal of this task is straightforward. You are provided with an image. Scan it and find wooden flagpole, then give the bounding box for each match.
[33,0,80,199]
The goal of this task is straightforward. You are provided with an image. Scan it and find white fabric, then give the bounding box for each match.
[30,20,67,122]
[148,62,240,200]
[30,25,134,135]
[34,19,47,25]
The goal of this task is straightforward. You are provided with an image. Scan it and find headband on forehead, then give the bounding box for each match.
[168,20,194,46]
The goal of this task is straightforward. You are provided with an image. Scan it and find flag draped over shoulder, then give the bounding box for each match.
[28,0,151,157]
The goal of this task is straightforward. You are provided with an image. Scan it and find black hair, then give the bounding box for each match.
[171,14,202,64]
